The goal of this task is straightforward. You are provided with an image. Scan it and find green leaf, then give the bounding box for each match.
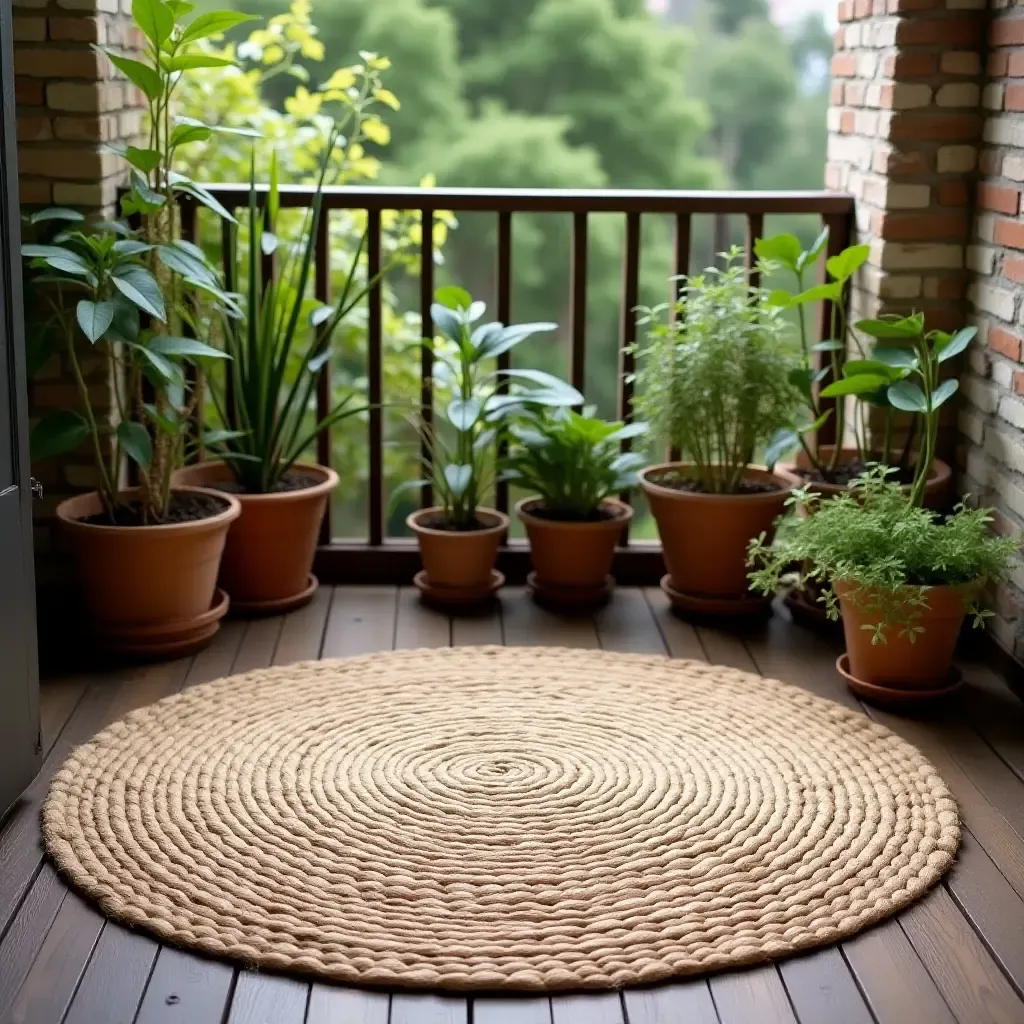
[111,265,166,321]
[121,172,166,216]
[23,244,94,280]
[155,242,217,284]
[931,379,959,408]
[147,335,228,359]
[498,368,583,405]
[430,303,463,342]
[170,178,236,223]
[112,239,153,257]
[766,289,792,308]
[812,339,845,352]
[169,122,212,148]
[165,0,195,17]
[887,380,929,413]
[103,50,163,99]
[788,366,814,400]
[479,321,557,359]
[470,321,503,348]
[117,420,152,469]
[444,463,471,497]
[764,427,799,470]
[797,226,830,272]
[447,397,481,431]
[310,304,335,327]
[936,326,977,363]
[788,282,841,305]
[871,344,918,369]
[125,146,161,173]
[260,231,278,256]
[843,359,903,381]
[76,299,116,342]
[825,244,870,282]
[179,10,257,44]
[435,285,472,310]
[820,374,890,398]
[132,0,174,47]
[856,315,923,339]
[163,53,235,71]
[30,410,89,461]
[29,207,84,224]
[133,344,177,385]
[753,233,801,270]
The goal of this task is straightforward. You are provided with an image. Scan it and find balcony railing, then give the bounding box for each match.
[180,186,856,585]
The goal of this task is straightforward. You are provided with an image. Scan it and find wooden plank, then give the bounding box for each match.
[226,971,307,1024]
[4,891,103,1024]
[643,588,705,661]
[38,678,86,755]
[390,993,468,1024]
[305,985,388,1024]
[394,587,450,649]
[550,993,624,1024]
[321,587,397,658]
[778,947,874,1024]
[944,829,1024,996]
[133,947,233,1024]
[473,996,552,1024]
[593,587,667,654]
[451,603,502,646]
[622,982,719,1024]
[842,921,957,1024]
[0,864,65,1012]
[710,966,798,1024]
[899,883,1024,1024]
[274,586,331,664]
[182,619,247,689]
[501,589,598,648]
[956,662,1024,784]
[231,617,284,675]
[697,624,759,673]
[63,922,158,1024]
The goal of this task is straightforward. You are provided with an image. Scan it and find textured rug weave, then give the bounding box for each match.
[43,646,959,992]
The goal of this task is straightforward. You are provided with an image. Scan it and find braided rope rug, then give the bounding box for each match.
[43,646,959,992]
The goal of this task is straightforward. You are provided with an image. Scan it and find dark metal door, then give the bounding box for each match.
[0,1,41,820]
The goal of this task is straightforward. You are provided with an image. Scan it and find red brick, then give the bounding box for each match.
[990,52,1010,77]
[846,81,866,106]
[1014,371,1024,395]
[1007,85,1024,111]
[840,110,856,133]
[938,181,969,206]
[1010,52,1024,78]
[1004,256,1024,284]
[873,149,931,176]
[888,0,940,9]
[884,53,937,78]
[991,16,1024,47]
[13,49,102,80]
[888,112,982,142]
[19,179,51,205]
[48,17,102,43]
[980,150,1003,177]
[872,211,968,240]
[990,327,1023,361]
[897,18,981,46]
[834,27,845,50]
[15,77,43,105]
[925,274,966,300]
[837,0,855,21]
[854,0,871,16]
[17,116,51,142]
[994,218,1024,249]
[831,53,857,78]
[830,82,844,106]
[980,184,1021,215]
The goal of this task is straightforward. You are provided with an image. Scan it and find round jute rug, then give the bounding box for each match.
[43,647,959,992]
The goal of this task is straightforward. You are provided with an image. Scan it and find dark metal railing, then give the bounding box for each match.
[179,186,855,584]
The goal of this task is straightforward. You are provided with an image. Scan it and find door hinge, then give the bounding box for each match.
[30,478,43,500]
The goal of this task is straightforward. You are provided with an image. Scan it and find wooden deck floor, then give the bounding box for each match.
[3,586,1024,1024]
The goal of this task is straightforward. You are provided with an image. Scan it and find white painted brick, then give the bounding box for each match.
[969,282,1017,321]
[1003,155,1024,182]
[993,358,1015,389]
[857,53,879,79]
[967,245,997,275]
[1000,394,1024,430]
[938,83,982,108]
[968,345,990,377]
[963,373,999,414]
[977,213,996,244]
[827,107,843,133]
[966,447,991,486]
[873,21,897,47]
[937,145,977,174]
[984,117,1024,148]
[855,110,879,136]
[845,23,862,47]
[960,407,985,445]
[878,243,963,271]
[987,427,1024,475]
[886,183,931,209]
[983,84,1006,111]
[865,83,882,109]
[987,610,1017,651]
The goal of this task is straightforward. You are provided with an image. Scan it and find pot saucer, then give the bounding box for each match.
[835,653,964,706]
[98,587,230,645]
[660,574,772,618]
[527,572,614,610]
[414,570,505,607]
[230,574,319,617]
[107,620,221,661]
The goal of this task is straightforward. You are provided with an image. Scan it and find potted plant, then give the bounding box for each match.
[401,287,582,605]
[503,406,646,608]
[24,0,255,657]
[756,230,952,505]
[748,315,1019,704]
[633,248,801,615]
[174,64,396,614]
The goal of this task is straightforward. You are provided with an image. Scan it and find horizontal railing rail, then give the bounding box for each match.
[178,186,856,585]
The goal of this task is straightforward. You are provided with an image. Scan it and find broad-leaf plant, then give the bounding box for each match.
[22,0,256,523]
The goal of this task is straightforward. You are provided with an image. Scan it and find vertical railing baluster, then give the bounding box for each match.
[816,212,850,449]
[314,210,332,544]
[668,213,691,463]
[366,209,383,546]
[569,211,588,400]
[495,210,512,515]
[618,212,641,541]
[220,215,236,440]
[180,199,201,462]
[746,213,764,290]
[420,208,435,509]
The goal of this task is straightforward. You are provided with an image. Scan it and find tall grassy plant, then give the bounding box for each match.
[634,248,800,493]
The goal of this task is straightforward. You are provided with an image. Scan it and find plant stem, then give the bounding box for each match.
[67,328,117,518]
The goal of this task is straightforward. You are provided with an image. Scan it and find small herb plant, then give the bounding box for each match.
[503,407,647,521]
[747,468,1020,643]
[400,287,582,530]
[633,247,800,493]
[22,0,256,523]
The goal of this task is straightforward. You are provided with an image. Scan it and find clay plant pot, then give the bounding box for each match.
[640,463,791,616]
[407,506,509,605]
[835,578,976,702]
[782,445,952,508]
[517,496,632,608]
[172,460,338,615]
[56,485,240,657]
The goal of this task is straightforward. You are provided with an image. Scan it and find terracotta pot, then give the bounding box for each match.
[172,460,338,614]
[835,578,977,689]
[407,506,508,600]
[517,497,631,601]
[781,445,952,508]
[640,463,791,604]
[56,486,240,655]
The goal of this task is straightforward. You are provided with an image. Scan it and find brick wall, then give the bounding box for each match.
[13,0,144,585]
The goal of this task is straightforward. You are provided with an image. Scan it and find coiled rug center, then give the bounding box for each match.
[42,646,959,992]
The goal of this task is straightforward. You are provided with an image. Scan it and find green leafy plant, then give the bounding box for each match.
[503,407,647,520]
[633,246,800,493]
[747,468,1020,643]
[22,0,255,523]
[205,63,401,493]
[399,286,583,529]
